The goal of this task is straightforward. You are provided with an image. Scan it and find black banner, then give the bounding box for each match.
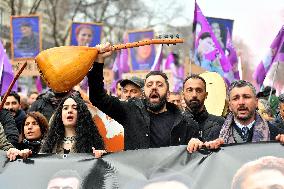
[0,142,283,189]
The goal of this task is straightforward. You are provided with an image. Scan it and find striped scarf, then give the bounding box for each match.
[219,112,270,144]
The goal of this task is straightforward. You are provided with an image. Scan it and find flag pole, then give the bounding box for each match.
[238,55,243,80]
[189,57,192,75]
[268,61,280,103]
[0,61,27,110]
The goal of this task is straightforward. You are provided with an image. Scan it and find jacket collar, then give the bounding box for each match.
[185,107,208,123]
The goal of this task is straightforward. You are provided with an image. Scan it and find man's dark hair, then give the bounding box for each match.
[228,80,256,97]
[145,71,169,90]
[183,74,207,90]
[2,91,21,104]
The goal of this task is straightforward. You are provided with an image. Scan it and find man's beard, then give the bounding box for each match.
[185,99,203,113]
[145,93,167,113]
[8,108,17,117]
[234,106,255,121]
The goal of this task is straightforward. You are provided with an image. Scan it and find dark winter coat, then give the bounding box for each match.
[88,63,199,150]
[270,114,284,130]
[14,109,26,134]
[28,90,59,121]
[0,109,19,146]
[0,123,13,151]
[183,108,225,141]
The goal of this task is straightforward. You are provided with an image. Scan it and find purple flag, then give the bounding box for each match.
[113,34,130,76]
[173,65,185,92]
[0,41,17,95]
[150,44,163,71]
[254,25,284,86]
[35,76,42,93]
[112,48,129,80]
[271,25,284,62]
[110,51,121,94]
[164,52,175,70]
[111,34,130,93]
[193,2,234,84]
[119,48,129,73]
[112,51,122,80]
[163,52,184,92]
[226,28,240,80]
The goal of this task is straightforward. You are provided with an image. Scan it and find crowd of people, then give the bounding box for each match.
[0,43,284,164]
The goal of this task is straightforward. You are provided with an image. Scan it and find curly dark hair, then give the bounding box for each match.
[20,111,49,142]
[41,93,105,153]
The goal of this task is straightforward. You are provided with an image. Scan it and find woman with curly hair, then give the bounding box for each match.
[18,111,49,154]
[40,93,105,158]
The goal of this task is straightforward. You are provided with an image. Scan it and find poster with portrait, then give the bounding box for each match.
[11,15,41,60]
[206,17,234,50]
[70,22,103,47]
[128,30,156,71]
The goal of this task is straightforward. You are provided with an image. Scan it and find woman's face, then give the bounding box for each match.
[62,98,78,127]
[24,116,42,140]
[136,38,152,62]
[77,28,93,46]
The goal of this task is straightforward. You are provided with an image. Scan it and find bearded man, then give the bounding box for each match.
[2,91,26,134]
[182,75,224,145]
[87,43,198,150]
[187,80,284,153]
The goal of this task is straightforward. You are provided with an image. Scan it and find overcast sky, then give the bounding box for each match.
[146,0,284,65]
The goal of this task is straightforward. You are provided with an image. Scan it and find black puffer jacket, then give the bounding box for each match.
[14,109,26,133]
[184,108,225,141]
[88,63,199,150]
[0,109,19,146]
[28,90,61,121]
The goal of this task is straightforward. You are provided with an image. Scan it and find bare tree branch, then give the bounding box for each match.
[46,0,60,46]
[98,0,110,21]
[29,0,44,14]
[8,0,16,15]
[17,0,23,15]
[61,0,83,44]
